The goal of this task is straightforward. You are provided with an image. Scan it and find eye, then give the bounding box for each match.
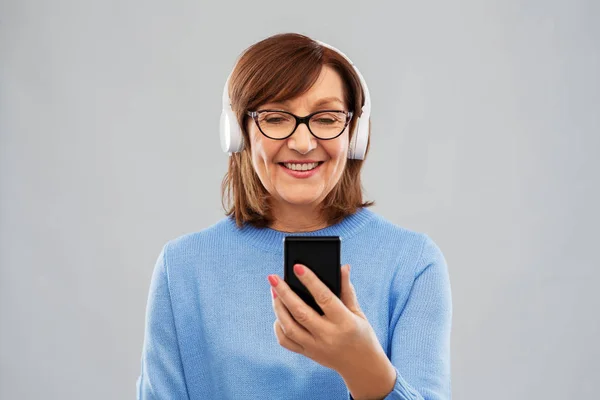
[311,112,345,125]
[259,112,293,124]
[315,117,336,124]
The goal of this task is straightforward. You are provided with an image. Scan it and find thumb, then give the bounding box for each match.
[340,264,362,314]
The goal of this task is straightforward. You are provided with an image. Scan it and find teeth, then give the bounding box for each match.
[283,162,319,171]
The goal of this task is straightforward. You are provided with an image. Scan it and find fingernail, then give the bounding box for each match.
[268,274,278,287]
[271,287,278,299]
[294,264,305,276]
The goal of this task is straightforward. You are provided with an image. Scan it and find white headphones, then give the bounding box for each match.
[219,39,371,160]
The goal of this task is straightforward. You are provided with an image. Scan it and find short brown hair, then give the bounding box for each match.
[221,32,374,228]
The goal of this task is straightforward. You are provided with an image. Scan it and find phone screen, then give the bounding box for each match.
[283,236,341,315]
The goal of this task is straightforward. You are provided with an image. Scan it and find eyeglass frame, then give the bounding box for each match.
[246,109,354,140]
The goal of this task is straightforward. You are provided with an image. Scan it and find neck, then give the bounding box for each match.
[226,206,373,254]
[268,201,328,232]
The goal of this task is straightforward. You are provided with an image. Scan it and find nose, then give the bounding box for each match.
[287,122,317,155]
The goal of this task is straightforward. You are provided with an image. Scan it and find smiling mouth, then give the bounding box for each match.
[278,161,324,172]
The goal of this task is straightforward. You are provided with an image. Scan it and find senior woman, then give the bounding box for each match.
[137,33,452,400]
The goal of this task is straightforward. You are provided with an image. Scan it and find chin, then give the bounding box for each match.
[279,192,322,206]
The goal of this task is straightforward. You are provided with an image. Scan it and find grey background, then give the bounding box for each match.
[1,0,598,399]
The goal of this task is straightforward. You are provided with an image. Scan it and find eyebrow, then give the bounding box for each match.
[264,96,345,108]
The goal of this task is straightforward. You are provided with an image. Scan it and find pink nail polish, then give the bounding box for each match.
[294,264,305,276]
[271,287,278,299]
[268,274,278,287]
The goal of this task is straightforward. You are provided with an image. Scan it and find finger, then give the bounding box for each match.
[272,291,314,346]
[292,264,347,322]
[268,274,324,334]
[273,320,305,354]
[340,264,361,313]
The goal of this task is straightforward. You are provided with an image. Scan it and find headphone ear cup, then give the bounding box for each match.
[348,115,369,160]
[219,109,230,153]
[347,117,360,159]
[227,107,244,152]
[355,115,369,160]
[220,107,245,153]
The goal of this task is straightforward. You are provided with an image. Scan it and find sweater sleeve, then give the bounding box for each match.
[136,244,190,400]
[377,234,453,400]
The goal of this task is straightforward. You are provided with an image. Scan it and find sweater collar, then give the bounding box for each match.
[225,207,375,253]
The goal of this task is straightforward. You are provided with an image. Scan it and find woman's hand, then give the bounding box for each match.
[267,264,396,400]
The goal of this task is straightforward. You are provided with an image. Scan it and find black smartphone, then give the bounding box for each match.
[283,236,341,315]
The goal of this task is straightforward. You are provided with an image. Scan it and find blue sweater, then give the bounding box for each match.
[136,207,452,399]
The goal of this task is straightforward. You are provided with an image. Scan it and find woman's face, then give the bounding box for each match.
[246,65,350,210]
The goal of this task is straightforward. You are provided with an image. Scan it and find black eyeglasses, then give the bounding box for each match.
[246,109,353,140]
